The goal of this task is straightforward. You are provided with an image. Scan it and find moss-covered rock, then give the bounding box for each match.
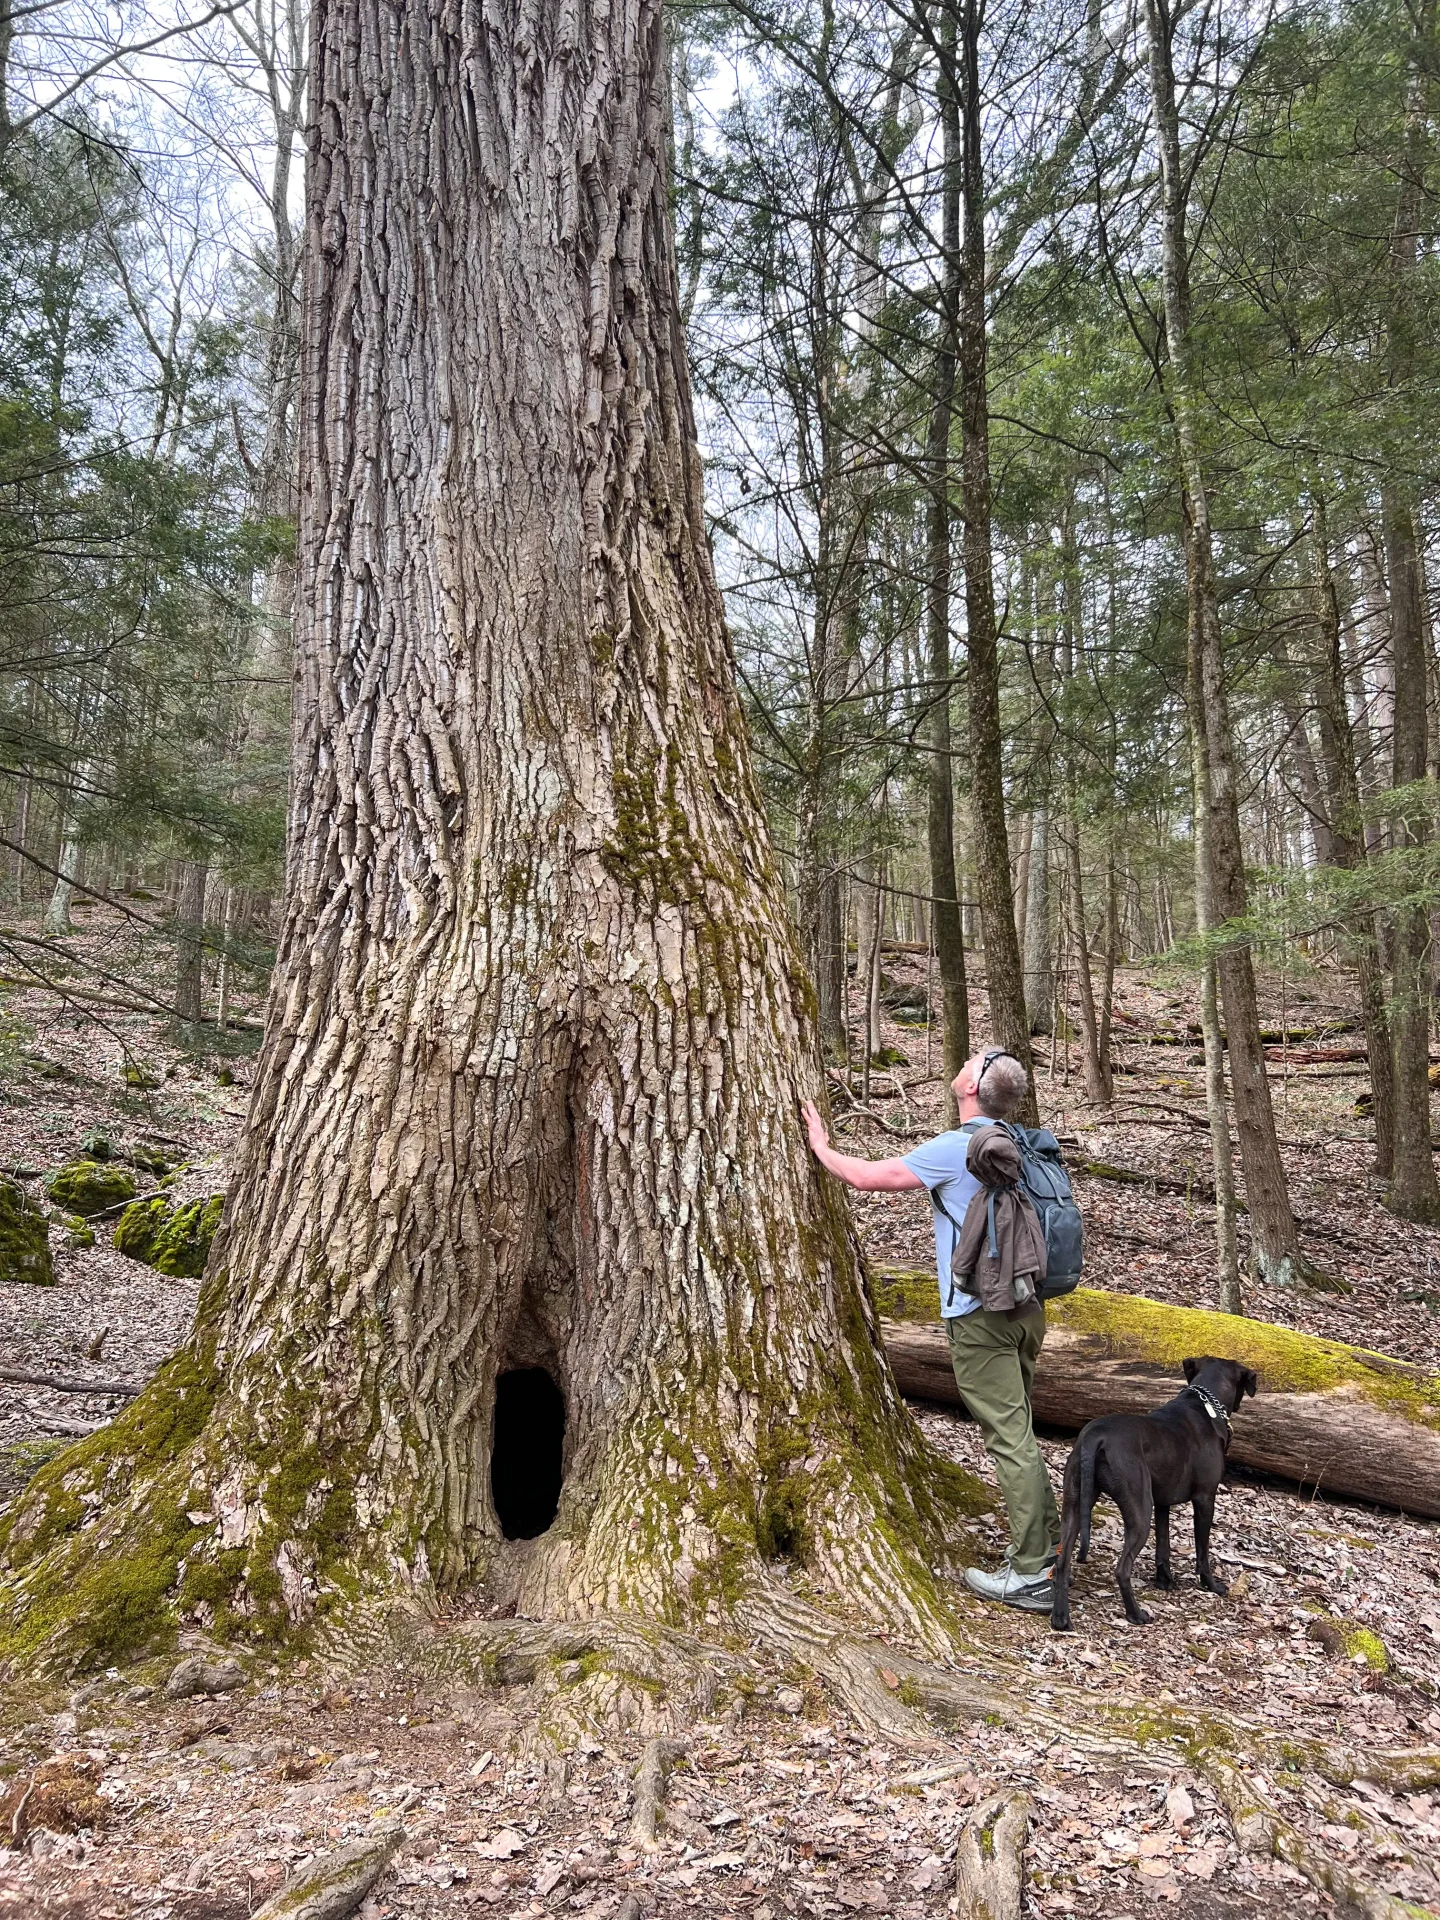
[1305,1611,1388,1670]
[43,1160,137,1217]
[61,1214,95,1249]
[112,1194,223,1278]
[0,1178,55,1285]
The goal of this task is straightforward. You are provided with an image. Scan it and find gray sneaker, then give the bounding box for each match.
[965,1563,1054,1611]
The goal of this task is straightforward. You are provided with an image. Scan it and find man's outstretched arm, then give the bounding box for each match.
[801,1099,924,1192]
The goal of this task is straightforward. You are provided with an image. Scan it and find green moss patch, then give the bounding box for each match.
[1305,1610,1388,1670]
[113,1195,222,1278]
[43,1160,136,1217]
[0,1178,54,1285]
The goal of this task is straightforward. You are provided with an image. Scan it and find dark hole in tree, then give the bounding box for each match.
[491,1368,565,1540]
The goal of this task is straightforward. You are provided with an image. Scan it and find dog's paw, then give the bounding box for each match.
[1050,1612,1073,1633]
[1203,1575,1229,1597]
[1153,1570,1177,1590]
[1126,1608,1153,1626]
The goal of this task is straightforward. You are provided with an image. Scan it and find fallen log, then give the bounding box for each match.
[874,1275,1440,1519]
[1263,1045,1369,1065]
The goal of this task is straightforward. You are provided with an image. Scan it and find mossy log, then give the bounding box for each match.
[874,1276,1440,1519]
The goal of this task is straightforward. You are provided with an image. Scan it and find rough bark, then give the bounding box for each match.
[880,1310,1440,1519]
[0,0,974,1670]
[958,0,1035,1111]
[925,8,969,1124]
[1144,0,1301,1288]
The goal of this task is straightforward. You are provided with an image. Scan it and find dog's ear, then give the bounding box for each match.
[1240,1367,1258,1399]
[1182,1356,1203,1382]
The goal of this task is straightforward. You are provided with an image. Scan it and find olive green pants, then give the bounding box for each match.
[946,1307,1060,1576]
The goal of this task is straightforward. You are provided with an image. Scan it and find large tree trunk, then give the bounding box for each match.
[925,6,969,1125]
[0,0,968,1671]
[878,1286,1440,1520]
[1144,0,1303,1288]
[957,0,1035,1112]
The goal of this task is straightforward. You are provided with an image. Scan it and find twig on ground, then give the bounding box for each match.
[0,1366,140,1397]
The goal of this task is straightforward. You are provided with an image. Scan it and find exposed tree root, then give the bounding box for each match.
[628,1735,687,1850]
[954,1792,1030,1920]
[213,1582,1440,1918]
[251,1830,404,1920]
[1203,1758,1439,1920]
[334,1584,1440,1802]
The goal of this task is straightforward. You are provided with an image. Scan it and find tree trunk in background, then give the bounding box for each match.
[1188,687,1242,1313]
[1146,0,1301,1290]
[1380,7,1440,1222]
[173,860,209,1023]
[958,0,1035,1114]
[1312,496,1395,1177]
[3,0,968,1660]
[926,4,969,1124]
[1024,804,1053,1034]
[1274,632,1334,867]
[1383,488,1440,1218]
[43,754,97,937]
[1064,821,1112,1103]
[42,815,80,936]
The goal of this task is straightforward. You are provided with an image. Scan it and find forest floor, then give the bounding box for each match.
[1,903,1438,1920]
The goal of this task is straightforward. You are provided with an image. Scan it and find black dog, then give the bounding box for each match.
[1050,1356,1257,1630]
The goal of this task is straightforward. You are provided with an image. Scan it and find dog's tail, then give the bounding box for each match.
[1052,1428,1100,1632]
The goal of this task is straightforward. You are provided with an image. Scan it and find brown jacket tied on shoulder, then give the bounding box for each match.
[950,1125,1048,1316]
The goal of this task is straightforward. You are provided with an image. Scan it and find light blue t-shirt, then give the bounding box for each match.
[902,1122,987,1318]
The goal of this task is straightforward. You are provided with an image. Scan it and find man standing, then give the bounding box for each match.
[802,1049,1060,1611]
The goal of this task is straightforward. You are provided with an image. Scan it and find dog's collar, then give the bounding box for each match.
[1185,1383,1233,1445]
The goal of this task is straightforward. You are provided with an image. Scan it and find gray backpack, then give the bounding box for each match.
[939,1118,1084,1304]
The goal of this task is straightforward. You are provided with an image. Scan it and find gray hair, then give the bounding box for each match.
[978,1053,1029,1120]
